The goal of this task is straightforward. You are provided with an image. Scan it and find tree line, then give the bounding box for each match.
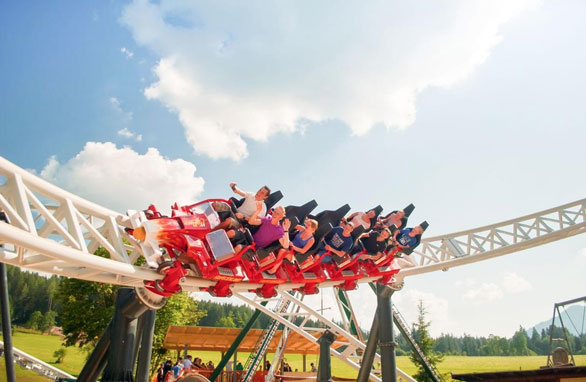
[4,260,586,364]
[415,326,586,356]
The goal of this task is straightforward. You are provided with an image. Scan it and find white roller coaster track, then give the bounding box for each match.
[0,156,585,292]
[1,155,584,381]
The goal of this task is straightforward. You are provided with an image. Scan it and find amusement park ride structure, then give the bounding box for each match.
[0,155,585,382]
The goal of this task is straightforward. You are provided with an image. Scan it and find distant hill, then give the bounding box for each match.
[527,305,586,337]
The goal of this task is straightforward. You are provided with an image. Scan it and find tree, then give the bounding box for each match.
[218,312,236,328]
[511,326,531,355]
[53,347,67,363]
[26,311,44,331]
[150,292,206,375]
[41,310,58,333]
[409,301,444,382]
[56,248,119,347]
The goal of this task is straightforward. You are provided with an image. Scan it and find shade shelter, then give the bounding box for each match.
[163,325,347,374]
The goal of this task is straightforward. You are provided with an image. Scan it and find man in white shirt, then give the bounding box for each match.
[183,355,193,370]
[230,183,270,218]
[213,183,271,231]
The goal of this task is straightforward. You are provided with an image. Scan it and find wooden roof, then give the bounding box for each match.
[163,326,346,355]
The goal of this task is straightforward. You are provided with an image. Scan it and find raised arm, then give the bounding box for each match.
[247,202,264,225]
[229,182,247,197]
[278,218,291,248]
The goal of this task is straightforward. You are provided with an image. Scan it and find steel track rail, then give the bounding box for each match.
[0,156,584,292]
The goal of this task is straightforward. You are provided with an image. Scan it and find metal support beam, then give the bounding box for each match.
[357,309,379,382]
[78,287,165,382]
[77,323,112,382]
[135,310,156,382]
[316,330,336,382]
[377,284,396,382]
[0,262,15,382]
[209,301,267,382]
[0,211,15,382]
[102,288,146,382]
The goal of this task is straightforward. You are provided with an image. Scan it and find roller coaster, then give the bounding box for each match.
[0,155,585,382]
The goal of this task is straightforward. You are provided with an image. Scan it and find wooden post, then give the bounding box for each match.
[303,354,306,372]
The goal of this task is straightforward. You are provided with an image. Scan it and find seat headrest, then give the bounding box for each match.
[265,191,284,211]
[351,225,366,240]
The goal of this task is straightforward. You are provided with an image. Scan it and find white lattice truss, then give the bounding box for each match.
[400,198,586,280]
[0,156,585,291]
[235,290,417,382]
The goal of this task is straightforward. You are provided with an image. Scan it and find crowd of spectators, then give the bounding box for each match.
[156,354,222,382]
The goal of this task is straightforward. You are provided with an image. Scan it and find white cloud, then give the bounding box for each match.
[117,127,143,142]
[121,0,540,160]
[109,96,133,125]
[393,289,455,336]
[120,46,134,59]
[40,142,205,213]
[459,272,531,303]
[501,272,532,293]
[462,282,504,302]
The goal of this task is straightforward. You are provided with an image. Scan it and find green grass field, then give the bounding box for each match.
[0,358,51,382]
[3,329,585,381]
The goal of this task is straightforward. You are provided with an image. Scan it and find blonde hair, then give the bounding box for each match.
[274,206,286,216]
[305,219,318,231]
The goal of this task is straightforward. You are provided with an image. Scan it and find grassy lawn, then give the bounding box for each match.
[0,358,50,382]
[3,329,585,380]
[2,329,88,377]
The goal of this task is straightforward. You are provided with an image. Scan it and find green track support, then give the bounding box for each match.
[368,282,441,382]
[209,301,267,382]
[336,288,363,341]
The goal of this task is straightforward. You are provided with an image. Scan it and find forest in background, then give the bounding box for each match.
[3,264,586,358]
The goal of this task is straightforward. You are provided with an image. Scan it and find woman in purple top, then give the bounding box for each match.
[226,203,290,253]
[267,218,318,274]
[249,204,291,248]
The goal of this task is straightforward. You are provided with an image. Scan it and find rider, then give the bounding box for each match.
[266,218,318,274]
[228,203,291,254]
[353,228,392,262]
[392,225,424,251]
[213,183,271,230]
[344,209,377,230]
[318,221,355,263]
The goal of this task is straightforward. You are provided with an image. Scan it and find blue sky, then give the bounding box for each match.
[1,0,585,337]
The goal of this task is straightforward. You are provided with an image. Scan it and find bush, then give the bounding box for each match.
[53,347,67,364]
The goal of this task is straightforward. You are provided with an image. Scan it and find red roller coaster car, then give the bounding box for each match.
[128,198,415,298]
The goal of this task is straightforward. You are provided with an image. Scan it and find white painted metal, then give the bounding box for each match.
[0,156,214,290]
[397,198,586,281]
[1,156,584,292]
[234,290,417,382]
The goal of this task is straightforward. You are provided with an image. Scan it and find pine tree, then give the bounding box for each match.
[409,301,444,382]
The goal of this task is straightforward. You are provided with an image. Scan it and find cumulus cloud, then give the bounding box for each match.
[117,127,143,142]
[463,282,504,302]
[120,46,134,59]
[121,0,540,160]
[40,142,205,213]
[459,272,531,303]
[109,96,133,125]
[501,272,532,293]
[393,289,455,336]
